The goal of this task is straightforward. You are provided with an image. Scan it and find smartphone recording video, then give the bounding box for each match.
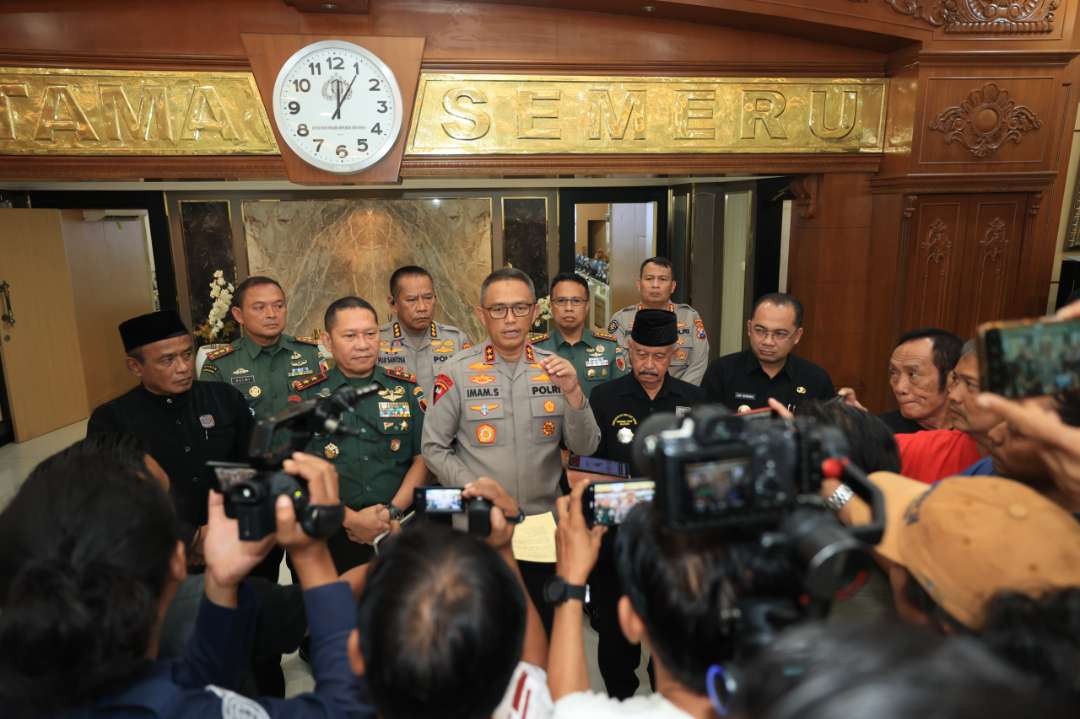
[582,479,656,527]
[568,453,630,478]
[978,318,1080,399]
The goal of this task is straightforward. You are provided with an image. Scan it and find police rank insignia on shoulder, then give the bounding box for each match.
[384,366,417,383]
[206,344,236,361]
[293,371,329,392]
[593,328,617,342]
[294,334,321,346]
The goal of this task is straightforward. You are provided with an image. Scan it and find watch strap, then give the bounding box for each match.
[825,483,855,512]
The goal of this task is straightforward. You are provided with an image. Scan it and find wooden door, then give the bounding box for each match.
[0,209,89,441]
[61,211,156,409]
[899,193,1030,340]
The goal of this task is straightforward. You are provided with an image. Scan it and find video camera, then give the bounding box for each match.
[209,385,378,541]
[632,404,885,655]
[413,487,494,537]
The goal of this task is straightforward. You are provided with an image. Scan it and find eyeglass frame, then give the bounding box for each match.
[481,302,535,319]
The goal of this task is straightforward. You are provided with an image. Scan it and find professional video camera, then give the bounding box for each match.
[633,404,885,656]
[209,384,379,541]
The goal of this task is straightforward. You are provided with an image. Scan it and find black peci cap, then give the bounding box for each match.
[119,310,189,352]
[630,309,678,347]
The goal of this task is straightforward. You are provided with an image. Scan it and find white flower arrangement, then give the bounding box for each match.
[536,296,552,322]
[194,270,238,344]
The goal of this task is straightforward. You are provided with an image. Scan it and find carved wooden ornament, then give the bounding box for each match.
[883,1,1058,33]
[928,83,1041,159]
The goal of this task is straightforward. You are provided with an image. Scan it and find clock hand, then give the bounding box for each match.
[332,79,343,120]
[333,73,360,120]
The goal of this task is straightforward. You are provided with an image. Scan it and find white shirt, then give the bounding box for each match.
[494,662,555,719]
[552,691,694,718]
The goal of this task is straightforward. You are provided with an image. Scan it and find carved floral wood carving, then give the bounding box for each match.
[922,218,952,276]
[979,217,1009,273]
[883,1,1058,34]
[928,84,1041,159]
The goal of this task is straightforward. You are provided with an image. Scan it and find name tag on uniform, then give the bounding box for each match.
[381,354,407,364]
[230,375,254,386]
[378,401,411,418]
[734,392,756,401]
[585,356,610,368]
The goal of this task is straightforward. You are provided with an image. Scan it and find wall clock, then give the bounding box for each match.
[272,39,404,174]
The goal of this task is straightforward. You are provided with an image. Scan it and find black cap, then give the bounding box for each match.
[119,310,189,352]
[630,309,678,347]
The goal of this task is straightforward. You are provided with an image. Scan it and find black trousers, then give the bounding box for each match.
[519,560,556,635]
[589,532,642,699]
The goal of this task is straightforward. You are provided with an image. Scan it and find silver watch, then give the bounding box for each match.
[825,483,855,512]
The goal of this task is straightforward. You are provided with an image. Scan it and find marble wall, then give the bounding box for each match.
[243,198,492,341]
[179,200,238,341]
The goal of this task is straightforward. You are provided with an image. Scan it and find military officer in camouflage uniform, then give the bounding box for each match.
[421,267,600,630]
[608,256,710,385]
[200,276,323,419]
[530,272,629,399]
[293,296,429,572]
[379,265,472,399]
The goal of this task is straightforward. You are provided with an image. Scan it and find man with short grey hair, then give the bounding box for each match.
[421,267,600,630]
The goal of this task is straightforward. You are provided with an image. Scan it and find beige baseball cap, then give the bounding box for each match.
[846,472,1080,630]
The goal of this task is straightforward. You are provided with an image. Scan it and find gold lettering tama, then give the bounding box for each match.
[407,74,886,155]
[0,67,278,155]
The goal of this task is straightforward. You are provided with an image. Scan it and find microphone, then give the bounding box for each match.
[317,383,379,435]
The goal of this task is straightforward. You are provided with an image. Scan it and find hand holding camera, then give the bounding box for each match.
[463,477,522,550]
[555,480,606,586]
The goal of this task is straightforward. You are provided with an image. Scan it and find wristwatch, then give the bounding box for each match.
[386,504,405,521]
[543,575,588,605]
[508,508,526,525]
[825,483,855,512]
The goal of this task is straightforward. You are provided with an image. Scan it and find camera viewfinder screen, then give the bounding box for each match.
[994,320,1080,398]
[212,465,257,491]
[590,480,655,526]
[422,488,464,513]
[684,458,752,516]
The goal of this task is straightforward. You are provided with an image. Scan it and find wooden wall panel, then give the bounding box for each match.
[954,195,1027,334]
[901,199,965,331]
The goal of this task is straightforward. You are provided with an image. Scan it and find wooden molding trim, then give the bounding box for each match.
[881,0,1060,34]
[0,155,286,181]
[0,49,251,72]
[400,153,884,177]
[420,59,888,78]
[914,51,1077,66]
[870,171,1057,193]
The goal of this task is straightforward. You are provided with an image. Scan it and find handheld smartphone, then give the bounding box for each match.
[977,317,1080,399]
[582,479,656,527]
[568,453,630,478]
[413,487,465,514]
[737,407,780,422]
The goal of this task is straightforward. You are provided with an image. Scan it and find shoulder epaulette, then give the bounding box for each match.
[293,371,329,392]
[384,366,417,383]
[206,344,236,361]
[592,329,617,342]
[528,332,550,343]
[294,335,321,346]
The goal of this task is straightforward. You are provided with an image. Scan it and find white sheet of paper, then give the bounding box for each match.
[511,511,557,563]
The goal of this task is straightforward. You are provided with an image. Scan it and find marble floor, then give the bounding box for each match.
[0,422,652,700]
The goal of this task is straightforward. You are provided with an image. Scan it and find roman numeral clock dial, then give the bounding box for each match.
[272,40,403,174]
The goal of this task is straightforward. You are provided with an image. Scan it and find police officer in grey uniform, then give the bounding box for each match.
[608,256,710,385]
[379,265,472,399]
[421,267,600,630]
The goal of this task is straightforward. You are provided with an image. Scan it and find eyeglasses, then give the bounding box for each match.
[751,326,793,341]
[552,297,588,308]
[483,303,533,319]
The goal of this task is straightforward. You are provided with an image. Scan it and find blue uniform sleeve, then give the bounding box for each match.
[172,581,258,691]
[256,581,375,719]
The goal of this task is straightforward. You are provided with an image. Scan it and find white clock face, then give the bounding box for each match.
[272,40,404,174]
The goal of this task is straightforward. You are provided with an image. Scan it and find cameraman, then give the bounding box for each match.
[0,442,372,719]
[349,479,550,719]
[548,480,734,717]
